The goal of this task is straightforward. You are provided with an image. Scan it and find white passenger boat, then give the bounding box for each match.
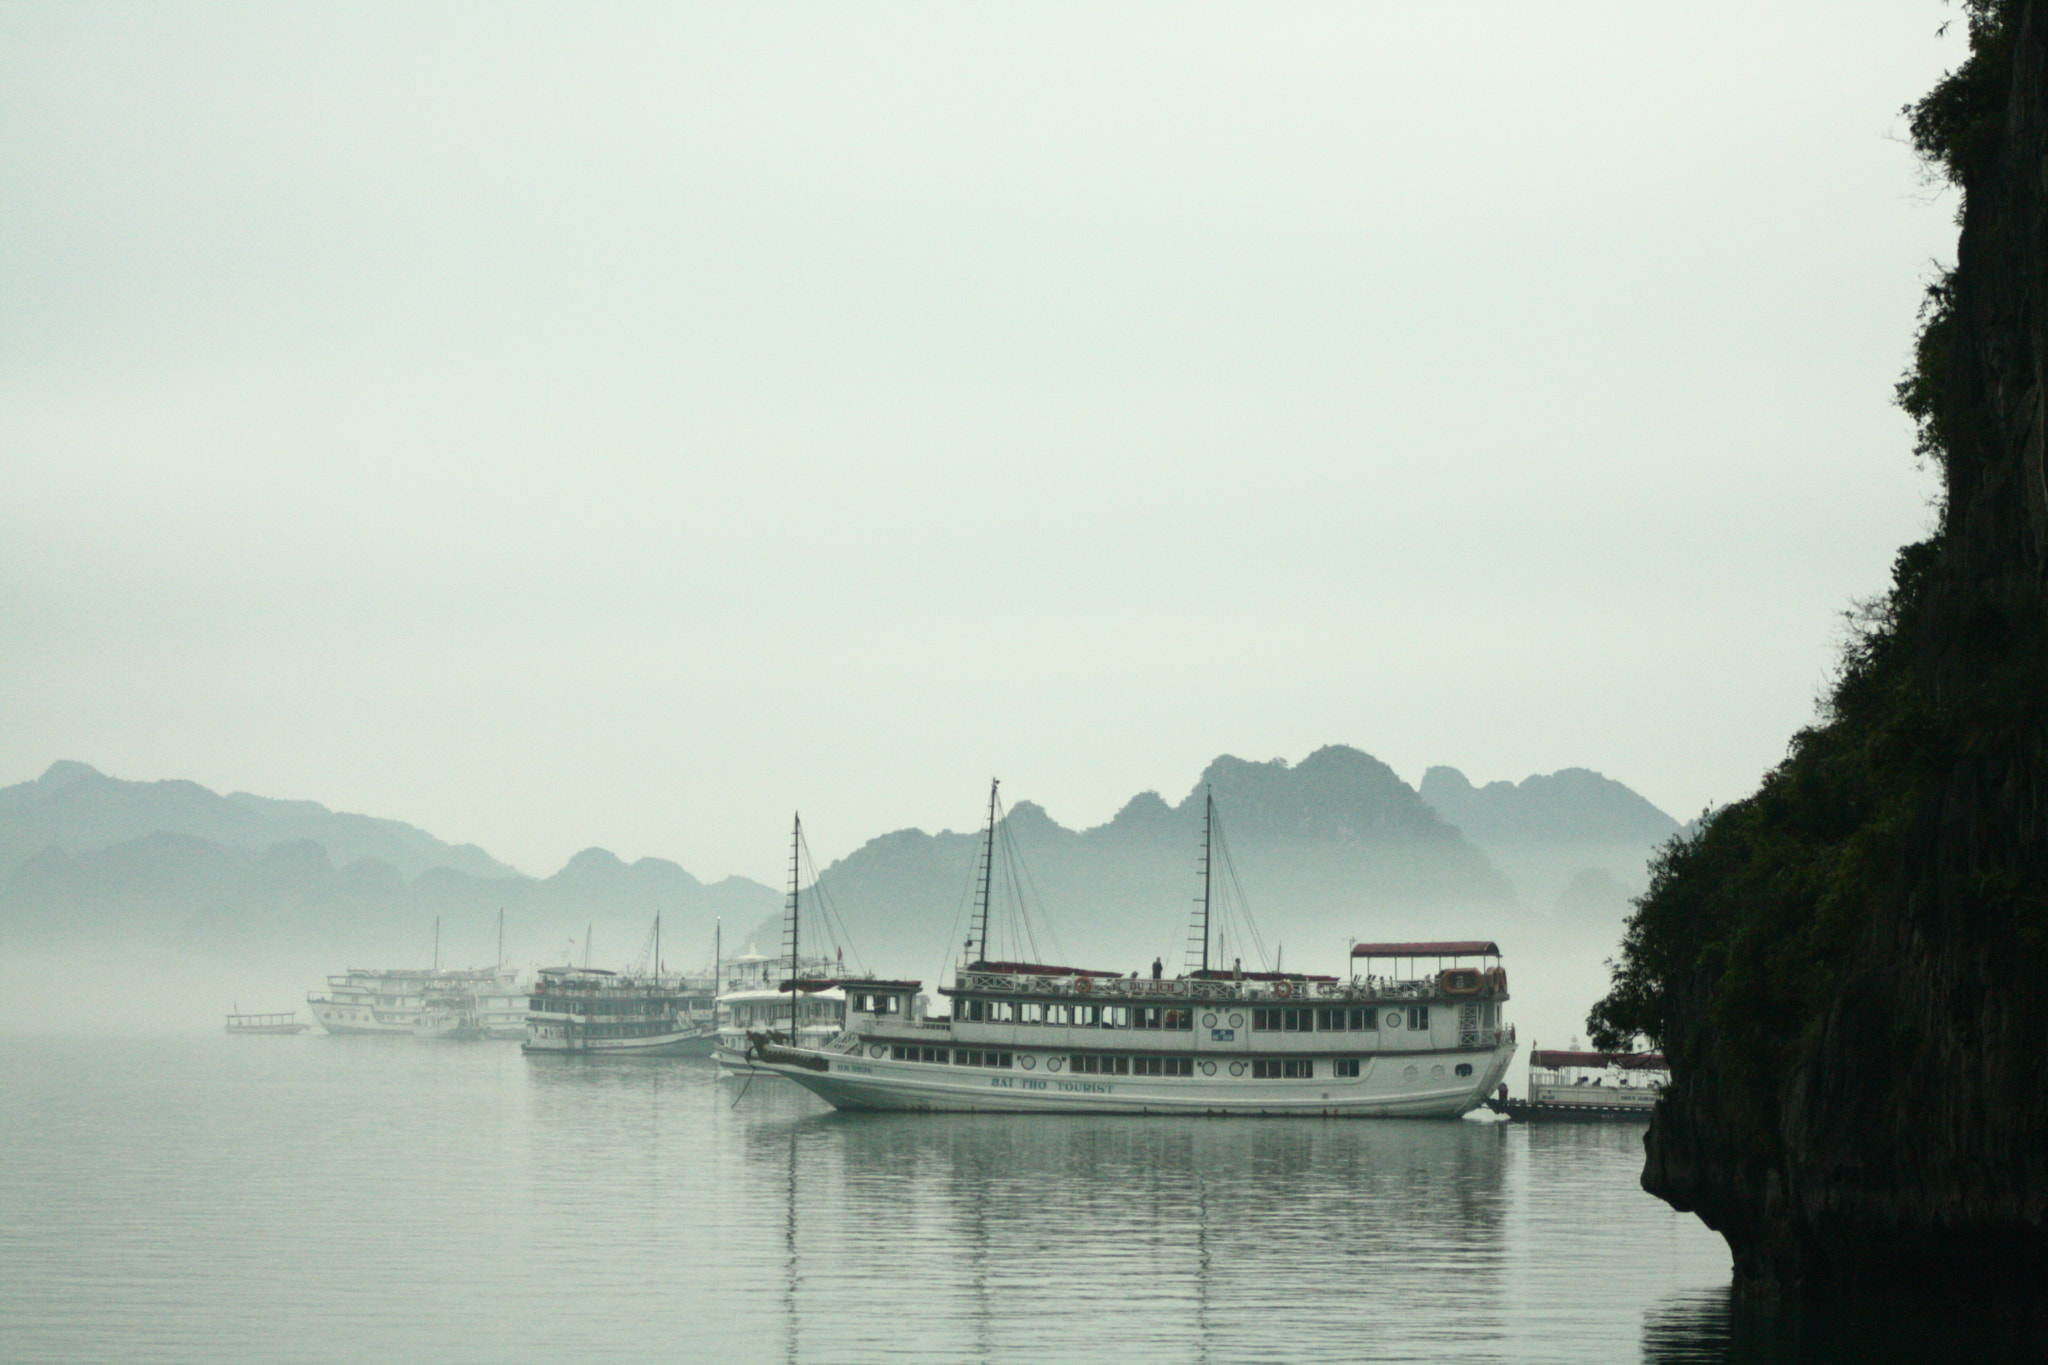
[741,785,1517,1117]
[308,963,524,1036]
[1488,1048,1665,1122]
[711,821,854,1072]
[309,916,527,1038]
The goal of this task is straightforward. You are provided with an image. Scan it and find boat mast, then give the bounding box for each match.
[969,779,998,966]
[784,814,802,1036]
[1198,787,1213,973]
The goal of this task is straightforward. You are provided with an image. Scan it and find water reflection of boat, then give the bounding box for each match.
[743,783,1517,1117]
[223,1010,307,1035]
[1488,1048,1666,1121]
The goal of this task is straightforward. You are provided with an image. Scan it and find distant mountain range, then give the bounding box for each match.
[0,762,776,966]
[0,749,1680,973]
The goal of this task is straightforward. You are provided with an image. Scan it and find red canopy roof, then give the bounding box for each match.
[1350,941,1501,958]
[1530,1050,1667,1071]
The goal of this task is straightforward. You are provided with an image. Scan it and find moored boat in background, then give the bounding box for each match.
[224,1010,308,1035]
[1487,1049,1665,1121]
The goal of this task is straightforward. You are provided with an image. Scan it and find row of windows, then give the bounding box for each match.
[889,1044,1015,1068]
[876,1048,1477,1083]
[1252,1006,1430,1033]
[1071,1054,1196,1077]
[957,1000,1194,1030]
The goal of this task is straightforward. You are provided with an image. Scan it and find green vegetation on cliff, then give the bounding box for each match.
[1591,1,2048,1295]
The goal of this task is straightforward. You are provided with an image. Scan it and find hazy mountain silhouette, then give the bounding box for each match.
[0,762,776,967]
[0,761,515,883]
[1418,765,1681,937]
[753,747,1530,979]
[3,751,1679,976]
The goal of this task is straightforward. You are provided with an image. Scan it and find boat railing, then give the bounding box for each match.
[949,971,1495,1002]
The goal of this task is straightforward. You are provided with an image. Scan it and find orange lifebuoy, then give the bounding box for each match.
[1274,980,1294,1000]
[1441,968,1483,996]
[1487,966,1508,994]
[1075,975,1092,994]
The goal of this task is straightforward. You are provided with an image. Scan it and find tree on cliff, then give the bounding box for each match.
[1590,0,2048,1300]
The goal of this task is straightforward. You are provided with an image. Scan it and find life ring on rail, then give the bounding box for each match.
[1074,975,1092,994]
[1487,966,1508,994]
[1441,968,1483,997]
[1274,981,1294,1000]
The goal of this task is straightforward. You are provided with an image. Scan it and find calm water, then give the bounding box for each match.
[0,1034,2025,1364]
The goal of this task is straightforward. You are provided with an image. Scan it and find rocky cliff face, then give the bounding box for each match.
[1607,1,2048,1300]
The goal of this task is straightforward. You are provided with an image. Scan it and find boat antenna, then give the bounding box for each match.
[785,813,802,1036]
[496,908,504,970]
[433,916,441,974]
[970,778,998,966]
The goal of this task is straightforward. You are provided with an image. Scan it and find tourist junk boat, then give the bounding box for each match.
[523,916,716,1057]
[742,784,1517,1116]
[1488,1048,1666,1122]
[224,1009,308,1035]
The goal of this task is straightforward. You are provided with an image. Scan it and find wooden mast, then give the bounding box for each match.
[784,814,802,1037]
[970,779,998,966]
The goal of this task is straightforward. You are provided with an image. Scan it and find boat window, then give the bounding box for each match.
[1334,1059,1361,1078]
[954,1049,1013,1068]
[1455,1063,1473,1077]
[1020,1002,1044,1024]
[1046,1003,1072,1026]
[891,1044,949,1064]
[1251,1059,1313,1079]
[1076,1004,1100,1027]
[1407,1005,1430,1032]
[990,1001,1016,1023]
[1104,1006,1129,1028]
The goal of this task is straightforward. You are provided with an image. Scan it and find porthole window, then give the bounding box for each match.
[1202,1013,1217,1029]
[1403,1064,1419,1079]
[1385,1011,1403,1029]
[869,1045,885,1058]
[1047,1057,1064,1072]
[1228,1014,1244,1029]
[1200,1061,1217,1077]
[1229,1061,1246,1077]
[1020,1055,1036,1070]
[1430,1064,1445,1079]
[1455,1063,1473,1078]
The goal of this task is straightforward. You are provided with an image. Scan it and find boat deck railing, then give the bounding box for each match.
[950,971,1498,1003]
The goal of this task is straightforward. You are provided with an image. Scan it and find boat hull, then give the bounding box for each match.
[522,1029,715,1058]
[749,1039,1515,1118]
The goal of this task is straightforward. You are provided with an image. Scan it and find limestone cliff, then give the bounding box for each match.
[1593,1,2048,1299]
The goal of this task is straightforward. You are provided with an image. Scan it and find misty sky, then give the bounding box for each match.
[3,3,1964,887]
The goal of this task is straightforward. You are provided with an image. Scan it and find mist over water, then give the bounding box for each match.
[1,1030,1733,1365]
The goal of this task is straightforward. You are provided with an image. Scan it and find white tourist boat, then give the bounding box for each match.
[711,820,856,1072]
[741,784,1517,1117]
[308,963,525,1036]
